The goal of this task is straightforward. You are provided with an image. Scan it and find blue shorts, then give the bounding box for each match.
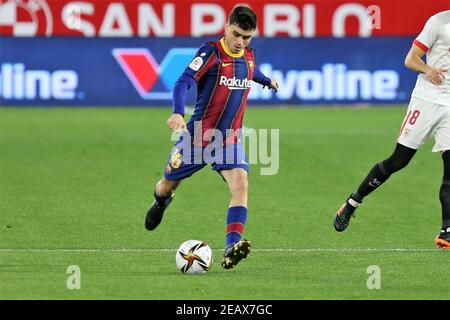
[163,139,249,181]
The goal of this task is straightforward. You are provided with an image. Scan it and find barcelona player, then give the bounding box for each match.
[145,6,279,269]
[334,10,450,249]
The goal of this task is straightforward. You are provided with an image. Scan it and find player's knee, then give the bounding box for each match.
[382,156,411,174]
[393,159,410,172]
[383,144,416,174]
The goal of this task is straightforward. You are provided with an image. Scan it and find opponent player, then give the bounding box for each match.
[333,10,450,249]
[145,6,279,268]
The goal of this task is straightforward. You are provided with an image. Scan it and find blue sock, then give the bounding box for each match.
[226,206,247,247]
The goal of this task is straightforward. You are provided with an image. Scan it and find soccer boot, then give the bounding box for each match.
[221,239,251,269]
[334,197,359,232]
[144,193,174,231]
[434,231,450,249]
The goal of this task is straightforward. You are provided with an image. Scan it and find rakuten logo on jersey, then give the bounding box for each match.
[219,76,252,90]
[249,63,399,101]
[0,63,78,100]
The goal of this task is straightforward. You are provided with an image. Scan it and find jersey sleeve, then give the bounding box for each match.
[414,15,440,52]
[184,43,217,81]
[171,43,217,116]
[253,68,272,87]
[172,73,195,116]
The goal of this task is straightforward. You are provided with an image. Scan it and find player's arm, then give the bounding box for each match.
[168,73,195,132]
[404,44,447,85]
[253,68,279,92]
[405,14,447,85]
[168,43,215,133]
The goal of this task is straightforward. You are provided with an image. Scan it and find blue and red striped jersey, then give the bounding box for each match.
[173,38,271,146]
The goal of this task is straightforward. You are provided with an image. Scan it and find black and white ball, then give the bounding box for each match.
[175,240,213,274]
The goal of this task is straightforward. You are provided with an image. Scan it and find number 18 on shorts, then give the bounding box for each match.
[398,97,450,153]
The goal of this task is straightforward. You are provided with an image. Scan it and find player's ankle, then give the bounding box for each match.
[441,224,450,234]
[348,192,363,208]
[154,191,173,207]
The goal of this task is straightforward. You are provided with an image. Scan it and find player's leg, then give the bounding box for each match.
[334,98,439,232]
[353,143,417,200]
[334,143,417,232]
[222,167,248,242]
[145,177,180,231]
[335,98,442,232]
[433,112,450,248]
[145,142,206,231]
[219,167,251,269]
[212,142,251,269]
[435,150,450,248]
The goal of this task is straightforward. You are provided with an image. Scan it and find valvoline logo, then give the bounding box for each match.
[112,48,197,100]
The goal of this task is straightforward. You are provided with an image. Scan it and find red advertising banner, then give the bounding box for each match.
[0,0,448,37]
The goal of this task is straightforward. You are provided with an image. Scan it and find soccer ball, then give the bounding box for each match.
[175,240,213,274]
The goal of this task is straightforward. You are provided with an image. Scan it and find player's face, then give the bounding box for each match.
[224,24,255,53]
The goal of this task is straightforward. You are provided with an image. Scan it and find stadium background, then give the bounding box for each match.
[1,0,448,106]
[1,0,450,300]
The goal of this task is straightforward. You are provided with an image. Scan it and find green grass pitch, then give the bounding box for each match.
[0,106,449,299]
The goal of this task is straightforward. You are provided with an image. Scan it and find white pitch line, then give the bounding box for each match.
[254,248,441,253]
[0,248,441,253]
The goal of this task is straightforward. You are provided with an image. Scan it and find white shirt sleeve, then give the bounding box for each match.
[414,15,440,52]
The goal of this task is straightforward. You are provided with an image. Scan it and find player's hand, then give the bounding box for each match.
[167,113,186,133]
[269,79,279,93]
[426,67,448,85]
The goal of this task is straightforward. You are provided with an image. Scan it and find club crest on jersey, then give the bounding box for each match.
[219,76,252,90]
[248,61,254,70]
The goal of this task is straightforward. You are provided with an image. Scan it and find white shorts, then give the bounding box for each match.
[397,97,450,152]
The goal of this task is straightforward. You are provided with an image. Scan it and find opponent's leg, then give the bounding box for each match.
[334,143,417,232]
[435,150,450,249]
[145,177,180,231]
[220,168,251,269]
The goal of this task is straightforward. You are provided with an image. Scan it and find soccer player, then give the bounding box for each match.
[333,10,450,249]
[145,6,279,269]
